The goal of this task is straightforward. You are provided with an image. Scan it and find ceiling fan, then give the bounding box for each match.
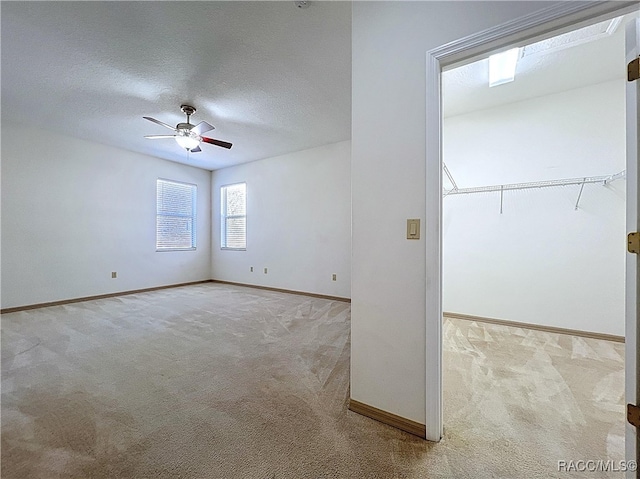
[144,105,232,153]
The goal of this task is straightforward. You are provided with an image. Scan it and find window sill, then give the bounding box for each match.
[156,248,197,252]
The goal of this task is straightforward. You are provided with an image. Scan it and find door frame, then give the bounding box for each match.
[624,16,639,477]
[425,0,639,443]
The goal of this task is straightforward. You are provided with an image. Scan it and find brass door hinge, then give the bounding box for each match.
[629,57,640,82]
[629,232,640,254]
[628,404,640,428]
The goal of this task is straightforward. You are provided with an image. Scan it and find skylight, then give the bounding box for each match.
[488,48,521,87]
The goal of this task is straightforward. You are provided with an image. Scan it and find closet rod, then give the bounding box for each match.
[443,170,626,196]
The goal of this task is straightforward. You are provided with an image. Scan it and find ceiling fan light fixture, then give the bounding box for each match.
[175,133,200,150]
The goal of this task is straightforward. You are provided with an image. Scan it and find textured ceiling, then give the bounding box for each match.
[2,1,351,170]
[3,3,636,172]
[443,13,636,118]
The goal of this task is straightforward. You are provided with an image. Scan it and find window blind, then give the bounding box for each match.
[157,179,197,250]
[221,183,246,249]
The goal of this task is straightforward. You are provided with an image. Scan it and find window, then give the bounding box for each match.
[156,179,197,251]
[221,182,246,250]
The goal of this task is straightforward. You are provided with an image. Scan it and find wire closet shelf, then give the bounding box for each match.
[442,166,626,212]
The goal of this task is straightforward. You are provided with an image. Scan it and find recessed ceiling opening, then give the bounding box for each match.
[485,16,623,89]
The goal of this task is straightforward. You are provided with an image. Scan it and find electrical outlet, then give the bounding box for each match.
[264,268,268,274]
[111,272,117,279]
[332,274,337,281]
[250,266,254,272]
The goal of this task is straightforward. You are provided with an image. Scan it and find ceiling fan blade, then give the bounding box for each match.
[192,121,215,135]
[143,116,177,131]
[190,146,202,153]
[201,137,233,149]
[144,135,176,139]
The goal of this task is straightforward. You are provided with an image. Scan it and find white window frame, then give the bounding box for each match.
[156,178,197,252]
[220,182,247,250]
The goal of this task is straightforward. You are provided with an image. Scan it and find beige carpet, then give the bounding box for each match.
[1,283,626,478]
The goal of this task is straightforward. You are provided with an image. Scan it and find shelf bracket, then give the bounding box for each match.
[574,178,586,210]
[443,163,458,193]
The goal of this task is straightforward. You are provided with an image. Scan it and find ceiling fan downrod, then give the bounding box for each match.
[181,104,196,124]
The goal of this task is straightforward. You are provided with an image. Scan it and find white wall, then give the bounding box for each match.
[1,125,211,309]
[211,140,351,299]
[444,80,626,186]
[443,80,626,336]
[351,1,570,426]
[444,186,626,335]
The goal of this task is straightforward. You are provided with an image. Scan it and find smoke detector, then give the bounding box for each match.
[294,1,309,9]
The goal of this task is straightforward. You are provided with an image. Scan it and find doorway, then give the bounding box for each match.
[440,14,630,469]
[424,1,640,459]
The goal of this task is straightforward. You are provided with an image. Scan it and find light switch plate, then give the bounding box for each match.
[407,219,420,240]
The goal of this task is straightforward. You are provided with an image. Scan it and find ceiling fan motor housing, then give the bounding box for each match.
[176,127,200,142]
